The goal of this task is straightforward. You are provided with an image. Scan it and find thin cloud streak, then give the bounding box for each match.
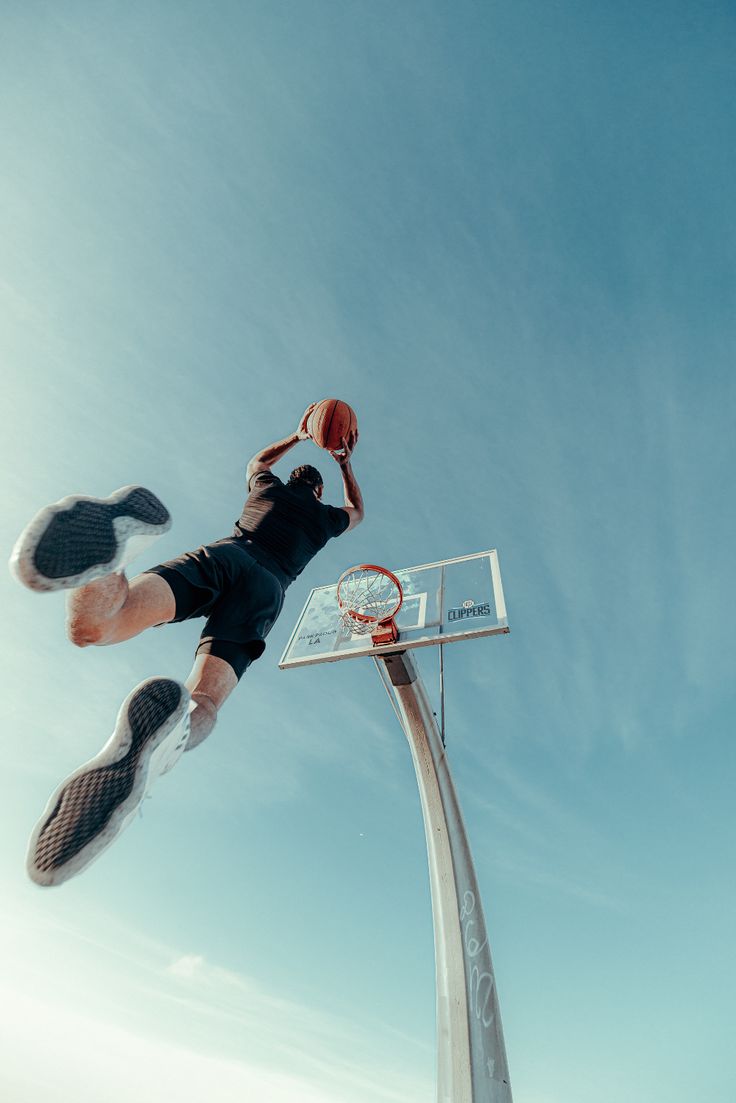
[0,904,430,1103]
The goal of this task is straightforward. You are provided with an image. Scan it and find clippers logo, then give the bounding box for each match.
[448,601,492,622]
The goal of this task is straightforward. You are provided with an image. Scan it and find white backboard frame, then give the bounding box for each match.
[279,549,509,669]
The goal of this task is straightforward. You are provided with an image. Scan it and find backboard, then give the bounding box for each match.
[279,549,508,669]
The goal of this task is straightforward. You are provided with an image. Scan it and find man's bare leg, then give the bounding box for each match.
[184,653,239,751]
[66,572,176,647]
[66,574,239,750]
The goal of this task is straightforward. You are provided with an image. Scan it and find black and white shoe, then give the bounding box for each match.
[27,677,191,887]
[9,485,171,593]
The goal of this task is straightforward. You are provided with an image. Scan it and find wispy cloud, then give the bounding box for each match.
[0,904,431,1103]
[167,952,206,978]
[0,986,365,1103]
[160,950,429,1103]
[489,849,629,913]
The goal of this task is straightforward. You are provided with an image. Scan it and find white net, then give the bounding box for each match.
[337,566,402,635]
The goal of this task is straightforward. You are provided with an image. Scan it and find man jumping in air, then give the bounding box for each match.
[11,404,363,887]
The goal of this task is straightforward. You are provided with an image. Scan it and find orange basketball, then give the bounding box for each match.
[307,399,358,451]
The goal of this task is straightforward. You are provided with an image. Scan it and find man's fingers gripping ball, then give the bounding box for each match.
[297,403,318,440]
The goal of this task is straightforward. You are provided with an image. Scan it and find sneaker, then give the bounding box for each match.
[27,677,191,887]
[9,485,171,593]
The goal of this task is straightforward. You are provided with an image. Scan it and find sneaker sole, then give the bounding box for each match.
[9,485,171,593]
[27,677,190,887]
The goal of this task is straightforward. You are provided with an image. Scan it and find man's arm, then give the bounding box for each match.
[245,406,315,484]
[332,434,364,532]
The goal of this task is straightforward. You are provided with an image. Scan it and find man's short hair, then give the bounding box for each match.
[289,464,323,489]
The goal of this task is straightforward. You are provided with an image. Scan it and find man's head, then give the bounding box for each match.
[289,464,324,499]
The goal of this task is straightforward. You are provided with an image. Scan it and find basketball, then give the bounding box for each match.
[307,399,358,451]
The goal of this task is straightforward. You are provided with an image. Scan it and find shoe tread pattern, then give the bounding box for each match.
[33,488,169,579]
[32,679,182,873]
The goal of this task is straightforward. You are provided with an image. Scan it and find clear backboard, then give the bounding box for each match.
[279,549,508,669]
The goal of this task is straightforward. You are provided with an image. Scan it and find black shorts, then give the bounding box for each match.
[145,538,286,680]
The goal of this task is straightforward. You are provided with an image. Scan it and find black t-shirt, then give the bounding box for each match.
[233,472,350,584]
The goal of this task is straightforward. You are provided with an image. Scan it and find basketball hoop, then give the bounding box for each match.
[336,564,403,646]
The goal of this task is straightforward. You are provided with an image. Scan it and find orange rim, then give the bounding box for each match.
[336,564,404,624]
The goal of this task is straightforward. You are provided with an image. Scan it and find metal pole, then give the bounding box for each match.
[439,642,446,746]
[439,565,446,746]
[375,651,512,1103]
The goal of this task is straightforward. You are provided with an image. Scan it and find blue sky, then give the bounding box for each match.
[2,2,735,1101]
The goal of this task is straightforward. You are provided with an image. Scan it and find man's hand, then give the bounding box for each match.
[297,403,317,441]
[330,429,359,466]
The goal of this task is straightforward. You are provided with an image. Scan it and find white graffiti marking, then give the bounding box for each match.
[460,890,496,1034]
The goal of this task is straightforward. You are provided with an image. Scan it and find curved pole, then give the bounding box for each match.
[376,651,513,1103]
